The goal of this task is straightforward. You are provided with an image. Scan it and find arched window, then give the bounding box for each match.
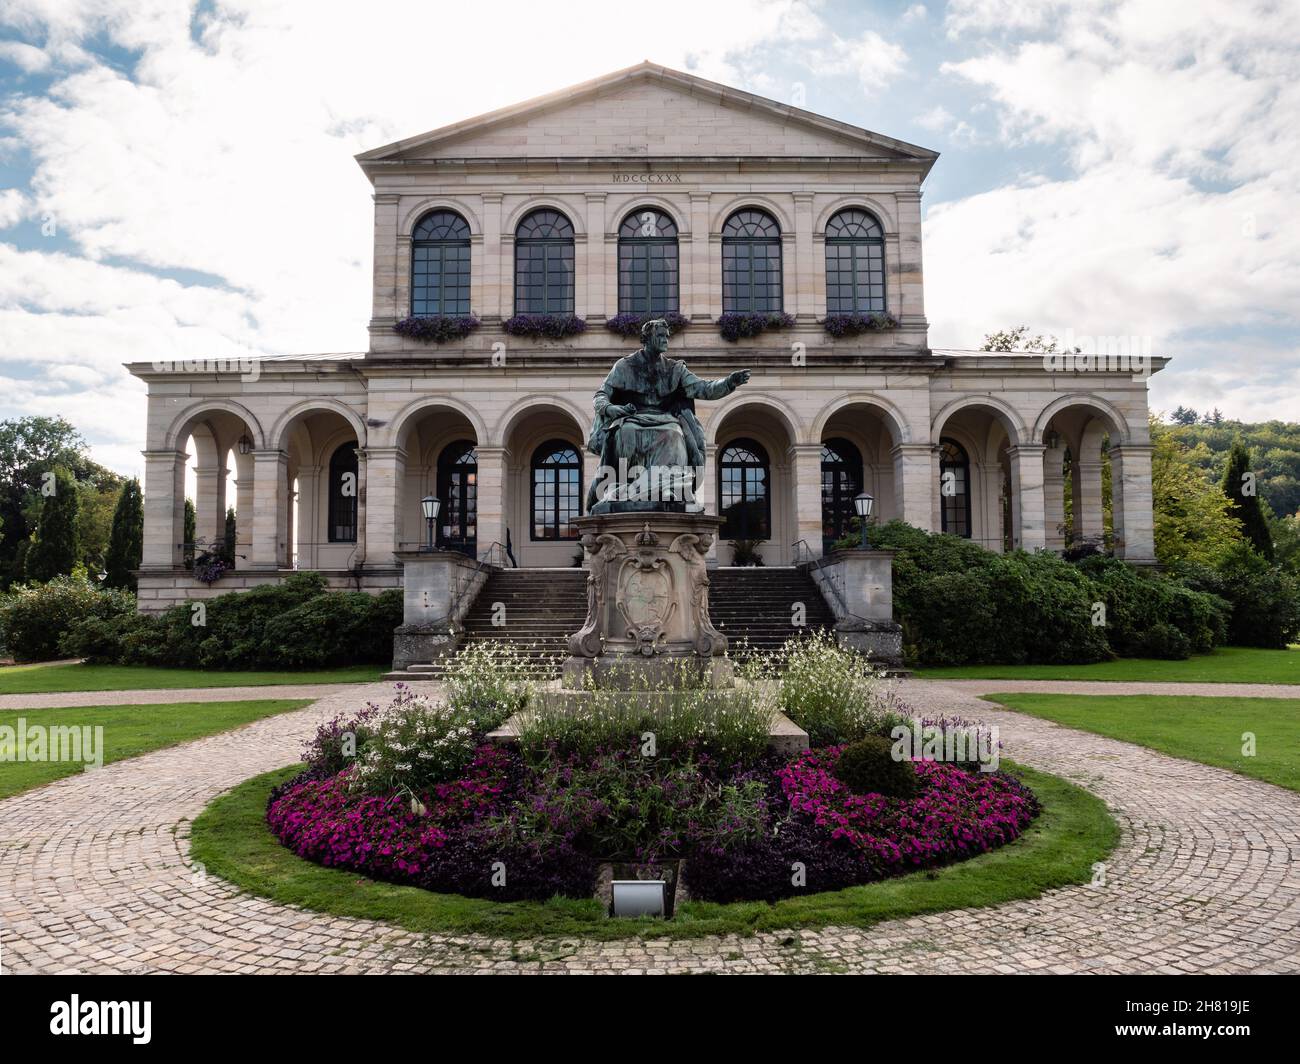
[618,208,679,314]
[719,438,771,540]
[722,208,782,313]
[411,210,471,316]
[327,442,359,543]
[436,440,477,556]
[821,437,863,549]
[939,438,972,539]
[514,209,575,315]
[532,440,582,540]
[825,208,885,314]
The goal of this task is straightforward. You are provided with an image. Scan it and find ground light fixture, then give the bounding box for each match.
[854,491,874,548]
[421,494,440,552]
[610,879,666,917]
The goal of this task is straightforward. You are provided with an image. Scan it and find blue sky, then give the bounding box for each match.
[1,0,1297,476]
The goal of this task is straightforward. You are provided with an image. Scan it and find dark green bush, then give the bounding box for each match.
[833,735,919,799]
[1,575,136,662]
[1175,548,1300,648]
[1075,554,1228,658]
[869,520,1236,666]
[59,574,401,669]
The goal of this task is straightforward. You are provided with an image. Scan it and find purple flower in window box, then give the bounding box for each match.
[821,312,899,338]
[192,550,230,585]
[502,314,588,340]
[716,312,795,342]
[392,315,482,344]
[604,311,689,338]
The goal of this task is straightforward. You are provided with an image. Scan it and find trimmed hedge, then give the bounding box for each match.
[57,572,402,669]
[867,521,1233,666]
[1171,546,1300,649]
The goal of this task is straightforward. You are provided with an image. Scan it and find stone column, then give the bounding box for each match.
[250,450,288,570]
[1008,443,1047,551]
[1111,444,1156,563]
[1044,442,1067,551]
[193,462,227,550]
[895,188,925,327]
[1074,457,1105,543]
[140,450,187,570]
[792,192,815,322]
[481,193,504,321]
[891,443,934,531]
[371,192,400,324]
[687,192,712,323]
[475,445,510,560]
[296,464,321,569]
[362,446,405,567]
[233,449,254,565]
[789,443,823,557]
[585,192,608,321]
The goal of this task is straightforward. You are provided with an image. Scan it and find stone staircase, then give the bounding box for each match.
[390,563,839,680]
[707,566,837,658]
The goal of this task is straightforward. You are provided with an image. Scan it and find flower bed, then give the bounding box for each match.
[267,640,1039,906]
[392,315,481,343]
[604,311,689,338]
[502,313,588,340]
[716,311,795,342]
[822,312,899,338]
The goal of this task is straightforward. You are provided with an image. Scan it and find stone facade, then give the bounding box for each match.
[128,62,1162,613]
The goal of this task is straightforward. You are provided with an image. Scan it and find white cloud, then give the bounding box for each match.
[0,39,50,72]
[0,187,27,226]
[0,0,911,473]
[925,0,1300,418]
[902,4,928,23]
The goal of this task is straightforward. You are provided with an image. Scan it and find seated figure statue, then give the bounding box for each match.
[586,318,749,512]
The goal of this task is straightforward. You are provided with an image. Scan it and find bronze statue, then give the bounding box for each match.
[586,318,750,512]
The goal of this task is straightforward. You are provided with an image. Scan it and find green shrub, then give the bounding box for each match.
[441,640,537,727]
[58,574,402,670]
[833,735,919,799]
[0,575,135,662]
[349,690,482,797]
[778,629,908,746]
[1074,554,1228,658]
[1175,548,1300,648]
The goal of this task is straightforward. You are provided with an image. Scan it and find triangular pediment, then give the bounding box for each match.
[358,62,936,171]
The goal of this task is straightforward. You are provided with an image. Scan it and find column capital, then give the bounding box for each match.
[1108,442,1153,456]
[142,448,187,461]
[358,445,407,462]
[890,442,934,458]
[1007,443,1047,458]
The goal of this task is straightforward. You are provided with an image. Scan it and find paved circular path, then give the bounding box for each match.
[2,679,1298,974]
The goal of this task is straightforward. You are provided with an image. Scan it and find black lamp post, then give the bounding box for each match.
[421,495,440,552]
[853,491,874,549]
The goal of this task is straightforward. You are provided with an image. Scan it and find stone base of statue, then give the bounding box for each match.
[561,511,734,690]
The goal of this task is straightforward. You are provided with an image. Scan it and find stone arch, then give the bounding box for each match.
[492,394,591,447]
[814,195,899,235]
[269,398,368,453]
[608,195,689,235]
[502,198,587,237]
[1032,393,1132,447]
[703,391,804,447]
[382,394,489,451]
[710,195,794,235]
[811,393,912,446]
[931,394,1027,447]
[399,197,484,237]
[163,399,265,452]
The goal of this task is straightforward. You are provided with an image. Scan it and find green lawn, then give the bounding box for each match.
[0,662,386,695]
[916,645,1300,684]
[985,693,1300,792]
[189,760,1116,942]
[0,699,312,799]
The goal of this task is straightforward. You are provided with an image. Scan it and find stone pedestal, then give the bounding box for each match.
[800,547,905,668]
[390,549,487,671]
[562,511,733,689]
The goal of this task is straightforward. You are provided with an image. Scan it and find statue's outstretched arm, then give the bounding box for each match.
[681,365,750,400]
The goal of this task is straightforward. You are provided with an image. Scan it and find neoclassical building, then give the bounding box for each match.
[130,62,1161,613]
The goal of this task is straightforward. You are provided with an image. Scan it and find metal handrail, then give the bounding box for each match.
[791,539,849,618]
